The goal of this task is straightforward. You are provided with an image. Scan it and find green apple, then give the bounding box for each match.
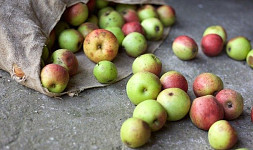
[122,32,147,57]
[132,53,162,76]
[208,120,238,150]
[115,3,137,13]
[78,22,99,39]
[133,100,167,132]
[126,72,162,105]
[63,3,89,26]
[203,25,227,45]
[226,36,251,61]
[137,5,158,21]
[40,64,69,93]
[54,21,70,39]
[95,0,109,9]
[120,117,151,148]
[99,10,124,29]
[93,60,117,84]
[157,88,191,121]
[98,6,114,18]
[58,29,84,53]
[86,14,99,25]
[246,50,253,68]
[51,49,79,76]
[172,35,198,60]
[141,18,164,41]
[41,45,49,62]
[157,5,176,27]
[105,27,125,45]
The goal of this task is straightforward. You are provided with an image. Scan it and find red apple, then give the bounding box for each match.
[160,70,188,92]
[201,34,223,57]
[122,22,145,36]
[216,89,244,120]
[121,9,139,23]
[190,95,224,130]
[87,0,96,13]
[157,5,176,27]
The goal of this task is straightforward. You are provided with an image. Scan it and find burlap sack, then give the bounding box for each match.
[0,0,170,97]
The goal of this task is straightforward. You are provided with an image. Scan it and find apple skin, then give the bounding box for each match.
[201,34,224,57]
[132,53,162,77]
[120,9,139,23]
[246,50,253,68]
[78,22,99,39]
[93,60,118,84]
[157,5,176,27]
[122,21,145,36]
[126,72,162,105]
[157,88,191,121]
[172,35,198,60]
[226,36,251,61]
[105,26,125,46]
[190,95,224,130]
[87,0,96,13]
[97,6,114,18]
[83,29,119,63]
[160,71,188,92]
[86,14,99,25]
[203,25,227,45]
[141,18,164,41]
[133,100,167,132]
[58,29,84,53]
[120,117,151,148]
[216,89,244,120]
[193,72,224,97]
[40,64,69,93]
[95,0,109,9]
[41,45,49,62]
[51,49,79,76]
[99,10,124,29]
[137,5,158,22]
[115,3,137,13]
[54,21,70,39]
[63,2,89,26]
[122,32,147,57]
[208,120,238,150]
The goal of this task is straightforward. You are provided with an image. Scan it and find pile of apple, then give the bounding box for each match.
[40,0,176,93]
[171,25,253,69]
[120,52,246,149]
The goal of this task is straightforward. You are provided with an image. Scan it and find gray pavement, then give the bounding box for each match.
[1,0,253,149]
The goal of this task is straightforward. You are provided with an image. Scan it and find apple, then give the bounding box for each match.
[172,35,198,60]
[226,36,251,61]
[105,26,125,45]
[132,53,162,76]
[58,29,84,53]
[190,95,224,130]
[40,64,69,93]
[99,10,124,29]
[40,59,45,68]
[157,5,176,27]
[51,49,79,76]
[133,100,167,132]
[41,45,49,62]
[93,60,118,84]
[54,21,70,39]
[126,71,162,105]
[120,9,139,23]
[83,29,119,63]
[122,21,145,36]
[235,148,249,150]
[115,3,137,13]
[216,89,244,120]
[86,14,99,25]
[63,2,89,26]
[141,18,164,41]
[97,6,114,18]
[122,32,147,57]
[203,25,227,45]
[246,50,253,68]
[157,88,191,121]
[87,0,96,13]
[137,5,158,21]
[46,29,56,51]
[120,117,151,148]
[193,72,224,97]
[201,34,224,57]
[77,22,99,39]
[208,120,238,150]
[160,71,188,92]
[95,0,109,9]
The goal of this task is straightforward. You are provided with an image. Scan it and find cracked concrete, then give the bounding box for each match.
[0,0,253,149]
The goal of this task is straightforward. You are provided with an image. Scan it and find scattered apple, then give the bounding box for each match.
[97,6,114,18]
[99,10,124,29]
[246,50,253,68]
[208,120,238,150]
[86,14,99,25]
[78,22,99,39]
[54,21,70,39]
[120,9,139,23]
[201,34,224,57]
[122,21,145,36]
[95,0,109,9]
[141,18,164,41]
[105,26,125,45]
[126,71,162,105]
[133,99,167,132]
[137,5,158,21]
[157,88,191,121]
[87,0,96,13]
[115,3,137,13]
[172,35,198,60]
[157,5,176,27]
[203,25,227,45]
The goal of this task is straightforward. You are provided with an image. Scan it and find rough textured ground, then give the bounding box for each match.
[0,0,253,150]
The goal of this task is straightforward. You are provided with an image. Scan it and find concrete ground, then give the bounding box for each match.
[0,0,253,149]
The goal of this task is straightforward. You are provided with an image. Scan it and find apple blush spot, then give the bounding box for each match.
[249,56,253,65]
